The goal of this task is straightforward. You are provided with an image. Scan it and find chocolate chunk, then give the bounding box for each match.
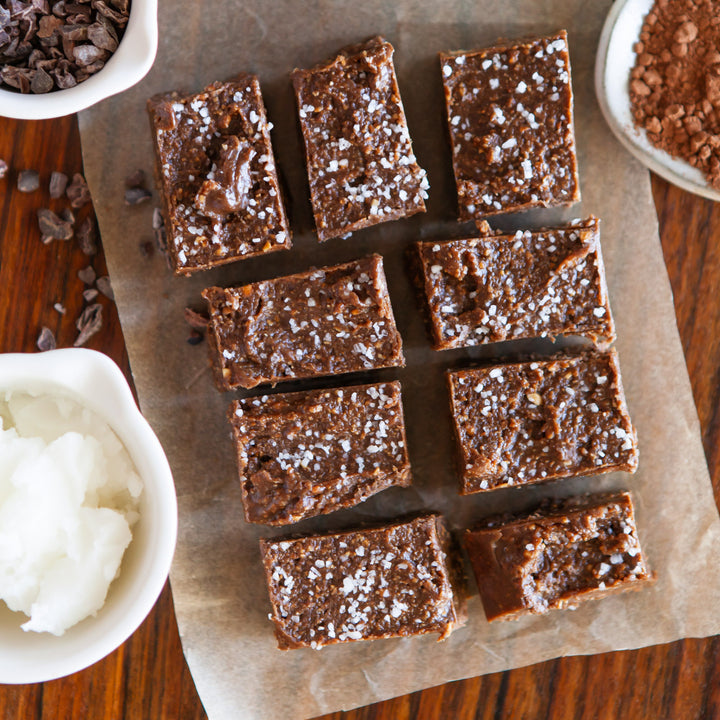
[124,168,146,188]
[194,137,252,218]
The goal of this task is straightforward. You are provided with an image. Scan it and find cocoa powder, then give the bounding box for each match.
[630,0,720,188]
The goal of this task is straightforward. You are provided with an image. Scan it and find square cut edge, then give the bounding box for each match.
[464,491,653,622]
[292,36,429,242]
[260,514,467,649]
[147,73,292,275]
[202,254,405,390]
[228,380,412,526]
[440,30,580,220]
[447,348,639,494]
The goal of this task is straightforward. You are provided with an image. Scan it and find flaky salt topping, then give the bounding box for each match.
[263,516,456,647]
[449,350,637,492]
[441,32,579,217]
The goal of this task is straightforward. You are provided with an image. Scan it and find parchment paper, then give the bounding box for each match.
[78,1,720,718]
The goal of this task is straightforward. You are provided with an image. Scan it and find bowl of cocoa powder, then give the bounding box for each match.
[595,0,720,201]
[0,0,158,119]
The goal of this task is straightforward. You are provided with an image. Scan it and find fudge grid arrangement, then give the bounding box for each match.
[148,31,651,649]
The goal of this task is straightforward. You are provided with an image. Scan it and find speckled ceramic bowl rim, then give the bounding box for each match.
[0,0,157,119]
[0,348,177,684]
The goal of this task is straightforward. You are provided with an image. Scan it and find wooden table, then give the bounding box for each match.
[0,114,718,720]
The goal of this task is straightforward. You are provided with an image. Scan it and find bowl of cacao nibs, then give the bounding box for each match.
[0,0,157,119]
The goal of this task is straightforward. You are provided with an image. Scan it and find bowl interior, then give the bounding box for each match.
[0,350,176,683]
[0,0,158,120]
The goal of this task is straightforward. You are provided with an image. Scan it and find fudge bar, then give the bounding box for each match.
[447,349,638,494]
[202,254,404,390]
[292,36,429,241]
[260,514,466,649]
[414,217,615,350]
[440,31,580,220]
[464,492,652,621]
[228,381,411,525]
[148,74,291,274]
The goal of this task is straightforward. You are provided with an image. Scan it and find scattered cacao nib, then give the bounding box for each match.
[124,186,152,205]
[49,171,68,198]
[73,302,103,347]
[76,215,98,255]
[0,0,130,94]
[83,287,99,302]
[66,172,91,208]
[96,275,114,300]
[184,307,209,329]
[18,170,40,193]
[36,326,56,352]
[139,238,154,258]
[37,208,73,240]
[187,330,204,346]
[61,206,75,224]
[53,302,66,314]
[0,159,8,179]
[125,168,146,188]
[77,265,96,285]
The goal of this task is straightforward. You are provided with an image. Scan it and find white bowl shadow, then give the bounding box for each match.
[0,349,177,684]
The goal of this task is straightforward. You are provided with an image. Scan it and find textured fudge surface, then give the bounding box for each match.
[148,74,291,274]
[228,381,411,525]
[415,217,615,350]
[465,492,651,621]
[202,254,404,390]
[440,31,580,219]
[292,36,428,241]
[447,349,638,494]
[260,514,465,649]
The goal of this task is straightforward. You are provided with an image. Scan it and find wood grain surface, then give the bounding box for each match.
[0,115,718,720]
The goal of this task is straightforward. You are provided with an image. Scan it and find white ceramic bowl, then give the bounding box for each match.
[0,348,177,683]
[595,0,720,201]
[0,0,158,119]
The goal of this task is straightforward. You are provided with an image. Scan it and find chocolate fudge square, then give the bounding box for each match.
[440,30,580,220]
[202,254,404,390]
[260,514,466,649]
[292,36,429,241]
[148,74,291,274]
[228,381,411,526]
[447,349,638,494]
[415,217,615,350]
[465,492,652,621]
